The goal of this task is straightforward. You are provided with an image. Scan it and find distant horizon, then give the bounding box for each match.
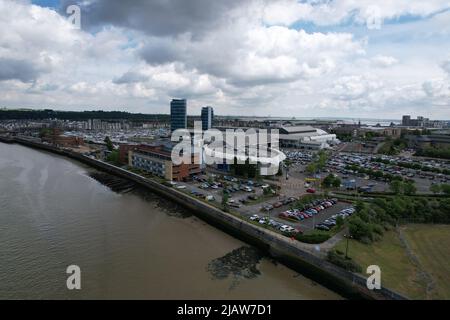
[2,107,449,122]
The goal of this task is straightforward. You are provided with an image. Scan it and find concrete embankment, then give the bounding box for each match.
[0,135,14,144]
[4,137,408,300]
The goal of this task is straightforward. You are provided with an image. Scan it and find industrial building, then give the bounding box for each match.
[278,126,339,150]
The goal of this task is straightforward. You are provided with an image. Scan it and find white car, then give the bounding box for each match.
[176,185,186,189]
[250,214,260,221]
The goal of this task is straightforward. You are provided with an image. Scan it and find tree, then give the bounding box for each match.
[336,216,344,229]
[332,177,341,188]
[106,150,120,165]
[348,216,372,242]
[39,128,52,138]
[221,190,229,211]
[104,136,114,151]
[322,174,335,188]
[403,182,417,195]
[306,163,317,175]
[389,180,403,194]
[441,184,450,195]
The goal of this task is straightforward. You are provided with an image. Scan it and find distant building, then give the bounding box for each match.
[402,115,411,126]
[128,143,200,181]
[358,126,402,138]
[406,134,450,149]
[118,143,138,164]
[170,99,187,132]
[278,126,338,149]
[201,106,214,131]
[400,115,446,128]
[41,128,84,147]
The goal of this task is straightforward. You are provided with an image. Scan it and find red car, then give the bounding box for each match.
[306,188,316,193]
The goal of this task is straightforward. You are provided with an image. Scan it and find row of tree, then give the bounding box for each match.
[0,109,170,121]
[377,137,408,155]
[415,146,450,160]
[347,196,450,244]
[430,183,450,195]
[389,180,417,195]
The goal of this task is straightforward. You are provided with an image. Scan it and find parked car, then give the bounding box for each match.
[268,220,282,228]
[273,202,283,208]
[279,225,296,233]
[316,224,330,231]
[261,204,274,212]
[306,188,316,193]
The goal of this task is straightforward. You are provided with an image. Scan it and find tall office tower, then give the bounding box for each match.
[170,99,187,132]
[201,106,214,131]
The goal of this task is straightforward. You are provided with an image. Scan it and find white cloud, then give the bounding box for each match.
[370,55,398,67]
[442,58,450,76]
[0,0,449,118]
[262,0,450,28]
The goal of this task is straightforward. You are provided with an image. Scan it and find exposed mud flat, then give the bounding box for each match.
[88,169,192,218]
[207,246,264,289]
[88,171,136,193]
[132,187,193,218]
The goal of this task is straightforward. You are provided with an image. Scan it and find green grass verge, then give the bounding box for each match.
[334,229,428,299]
[402,224,450,299]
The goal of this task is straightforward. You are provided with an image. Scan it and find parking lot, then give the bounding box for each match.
[169,149,449,240]
[284,150,450,194]
[243,197,353,232]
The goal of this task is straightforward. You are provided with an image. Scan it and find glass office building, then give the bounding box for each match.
[170,99,187,132]
[201,106,214,131]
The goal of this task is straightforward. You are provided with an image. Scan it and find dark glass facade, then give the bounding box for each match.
[170,99,187,132]
[201,106,214,131]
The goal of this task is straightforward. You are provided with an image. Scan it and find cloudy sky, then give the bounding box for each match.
[1,0,449,119]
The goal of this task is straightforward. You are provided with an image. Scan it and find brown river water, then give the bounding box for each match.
[0,142,340,299]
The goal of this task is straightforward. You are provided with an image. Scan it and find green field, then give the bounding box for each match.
[334,224,450,299]
[402,224,450,299]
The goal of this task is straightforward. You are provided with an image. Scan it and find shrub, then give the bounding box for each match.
[295,232,331,244]
[327,251,362,273]
[371,224,384,236]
